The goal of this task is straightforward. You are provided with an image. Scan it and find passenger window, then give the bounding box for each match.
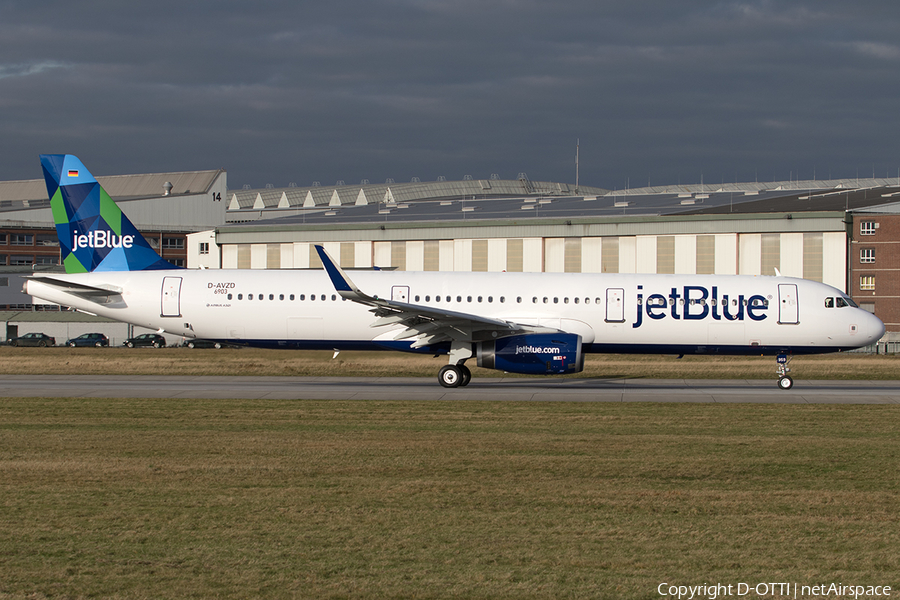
[269,294,274,300]
[227,294,232,300]
[332,294,336,301]
[321,295,326,301]
[532,297,538,303]
[248,294,253,300]
[290,294,295,301]
[467,296,472,302]
[574,297,579,304]
[477,296,482,303]
[238,294,243,300]
[488,296,493,303]
[300,294,305,300]
[279,294,284,301]
[517,297,522,303]
[543,297,549,304]
[825,297,834,308]
[260,295,264,301]
[595,298,601,304]
[414,295,420,302]
[425,295,430,302]
[435,296,440,302]
[446,296,450,302]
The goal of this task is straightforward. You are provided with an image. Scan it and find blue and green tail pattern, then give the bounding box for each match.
[41,154,178,273]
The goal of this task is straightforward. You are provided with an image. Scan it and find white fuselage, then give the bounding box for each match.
[26,269,884,355]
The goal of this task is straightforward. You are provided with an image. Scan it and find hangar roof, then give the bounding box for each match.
[0,169,225,215]
[221,177,900,232]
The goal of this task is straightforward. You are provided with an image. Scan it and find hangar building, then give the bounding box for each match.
[4,167,900,346]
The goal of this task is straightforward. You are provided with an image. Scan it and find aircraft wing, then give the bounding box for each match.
[314,245,554,348]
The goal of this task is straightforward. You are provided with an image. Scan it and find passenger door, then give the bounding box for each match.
[161,276,182,318]
[778,283,799,324]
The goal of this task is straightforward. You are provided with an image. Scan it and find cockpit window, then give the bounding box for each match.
[836,296,859,308]
[825,297,834,308]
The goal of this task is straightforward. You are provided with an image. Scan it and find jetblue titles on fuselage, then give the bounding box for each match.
[633,285,768,329]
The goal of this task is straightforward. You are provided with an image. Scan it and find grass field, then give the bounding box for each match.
[1,397,898,599]
[2,345,900,380]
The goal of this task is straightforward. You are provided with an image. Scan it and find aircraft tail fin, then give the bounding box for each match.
[40,154,179,273]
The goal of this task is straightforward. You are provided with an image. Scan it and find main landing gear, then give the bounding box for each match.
[776,353,793,390]
[438,364,472,388]
[438,342,473,388]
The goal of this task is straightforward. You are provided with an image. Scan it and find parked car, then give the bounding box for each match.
[184,339,225,349]
[66,333,110,347]
[123,333,166,348]
[8,332,56,347]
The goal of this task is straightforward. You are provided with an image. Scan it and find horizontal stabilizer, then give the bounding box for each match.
[27,276,122,297]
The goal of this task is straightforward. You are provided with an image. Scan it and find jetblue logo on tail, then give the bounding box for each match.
[41,154,180,273]
[73,230,135,250]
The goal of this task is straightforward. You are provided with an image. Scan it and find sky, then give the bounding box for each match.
[2,0,900,191]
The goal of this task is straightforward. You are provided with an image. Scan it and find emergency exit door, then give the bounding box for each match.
[605,288,625,323]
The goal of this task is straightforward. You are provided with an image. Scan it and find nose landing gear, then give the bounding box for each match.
[776,354,793,390]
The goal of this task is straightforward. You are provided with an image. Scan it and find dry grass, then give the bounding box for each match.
[0,399,898,599]
[1,345,898,380]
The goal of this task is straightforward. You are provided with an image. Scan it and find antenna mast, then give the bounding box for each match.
[575,139,580,193]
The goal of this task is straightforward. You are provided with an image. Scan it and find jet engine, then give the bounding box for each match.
[476,333,584,375]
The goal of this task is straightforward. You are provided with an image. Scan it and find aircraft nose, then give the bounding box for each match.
[868,311,886,344]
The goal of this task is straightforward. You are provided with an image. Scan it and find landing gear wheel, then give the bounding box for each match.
[778,376,793,390]
[438,365,463,388]
[459,365,471,387]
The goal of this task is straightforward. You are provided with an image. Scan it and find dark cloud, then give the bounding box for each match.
[2,0,899,190]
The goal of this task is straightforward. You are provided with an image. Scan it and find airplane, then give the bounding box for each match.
[25,154,885,390]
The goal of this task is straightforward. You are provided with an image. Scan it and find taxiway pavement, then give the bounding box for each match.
[1,375,899,403]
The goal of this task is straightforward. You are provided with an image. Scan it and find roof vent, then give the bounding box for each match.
[162,181,173,196]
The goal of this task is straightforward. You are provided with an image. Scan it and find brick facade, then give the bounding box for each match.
[850,214,900,331]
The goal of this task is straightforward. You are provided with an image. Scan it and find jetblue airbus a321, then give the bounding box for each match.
[26,155,885,389]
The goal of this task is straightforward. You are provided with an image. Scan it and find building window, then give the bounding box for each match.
[10,234,33,246]
[860,248,875,263]
[10,255,33,265]
[169,258,185,267]
[162,237,184,249]
[36,234,58,247]
[34,256,59,265]
[860,276,875,291]
[199,242,209,255]
[860,221,877,235]
[0,233,8,245]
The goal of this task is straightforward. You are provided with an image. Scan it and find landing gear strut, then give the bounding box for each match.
[776,353,793,390]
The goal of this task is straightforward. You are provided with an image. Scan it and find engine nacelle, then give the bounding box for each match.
[477,333,584,375]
